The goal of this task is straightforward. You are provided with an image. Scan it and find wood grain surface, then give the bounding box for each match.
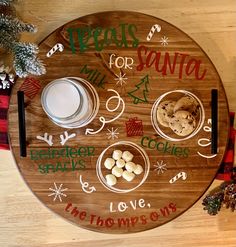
[8,11,229,234]
[1,0,236,246]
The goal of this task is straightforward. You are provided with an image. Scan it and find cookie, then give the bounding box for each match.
[174,96,200,117]
[156,100,176,127]
[169,110,196,136]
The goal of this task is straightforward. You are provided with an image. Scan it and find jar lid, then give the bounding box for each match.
[42,80,81,119]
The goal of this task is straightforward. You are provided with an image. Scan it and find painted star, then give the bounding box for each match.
[160,36,169,46]
[114,72,128,86]
[106,127,119,140]
[48,182,68,202]
[154,160,167,175]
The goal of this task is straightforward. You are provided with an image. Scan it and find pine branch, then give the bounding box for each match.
[0,14,36,38]
[0,0,13,6]
[0,29,15,50]
[0,1,45,77]
[202,192,224,215]
[12,42,46,77]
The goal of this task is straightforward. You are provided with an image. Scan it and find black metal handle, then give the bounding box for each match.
[17,91,27,157]
[211,89,218,154]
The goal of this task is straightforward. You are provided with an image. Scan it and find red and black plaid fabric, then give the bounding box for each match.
[0,81,13,150]
[216,112,235,181]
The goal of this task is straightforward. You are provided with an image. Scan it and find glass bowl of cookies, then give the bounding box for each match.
[151,90,205,141]
[96,141,150,193]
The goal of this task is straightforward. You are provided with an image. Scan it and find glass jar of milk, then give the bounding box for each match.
[41,77,99,128]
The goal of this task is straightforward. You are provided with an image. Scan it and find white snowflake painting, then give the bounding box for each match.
[48,182,68,202]
[160,36,169,46]
[154,160,167,175]
[114,72,128,86]
[106,127,119,140]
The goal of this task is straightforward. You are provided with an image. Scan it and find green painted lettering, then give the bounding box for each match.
[141,136,149,147]
[67,23,139,53]
[148,139,156,149]
[93,27,103,51]
[67,28,76,54]
[128,24,139,48]
[70,148,78,158]
[39,150,49,159]
[88,146,95,156]
[38,164,46,174]
[30,150,39,160]
[76,27,92,52]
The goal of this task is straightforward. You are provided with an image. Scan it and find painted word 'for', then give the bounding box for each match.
[136,45,207,80]
[109,54,134,69]
[109,198,150,213]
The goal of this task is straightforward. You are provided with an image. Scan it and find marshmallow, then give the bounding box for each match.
[104,158,115,170]
[112,150,123,160]
[133,164,144,175]
[122,171,135,182]
[125,162,136,172]
[116,158,126,168]
[106,174,117,186]
[112,166,123,177]
[122,151,134,162]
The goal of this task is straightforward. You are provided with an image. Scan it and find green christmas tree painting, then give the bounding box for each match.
[128,74,149,104]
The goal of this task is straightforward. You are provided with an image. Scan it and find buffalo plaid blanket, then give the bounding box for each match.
[216,112,235,181]
[0,82,235,180]
[0,79,12,150]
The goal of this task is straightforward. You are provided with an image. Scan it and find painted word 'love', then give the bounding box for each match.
[109,198,151,213]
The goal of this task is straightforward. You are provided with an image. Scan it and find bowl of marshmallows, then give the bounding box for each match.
[96,141,150,193]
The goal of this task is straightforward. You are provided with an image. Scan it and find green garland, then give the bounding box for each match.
[202,168,236,215]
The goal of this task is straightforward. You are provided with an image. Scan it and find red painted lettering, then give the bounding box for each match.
[160,206,170,217]
[65,203,72,212]
[90,214,96,224]
[169,203,177,212]
[136,45,207,80]
[118,218,130,227]
[131,216,139,227]
[96,216,104,226]
[80,211,87,220]
[137,45,148,71]
[150,211,159,221]
[140,215,148,225]
[178,53,189,79]
[105,218,115,228]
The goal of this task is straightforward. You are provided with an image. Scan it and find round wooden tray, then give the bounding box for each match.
[8,11,229,233]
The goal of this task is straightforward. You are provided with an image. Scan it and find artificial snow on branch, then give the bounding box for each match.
[0,14,36,38]
[0,0,46,77]
[13,42,46,77]
[0,0,13,6]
